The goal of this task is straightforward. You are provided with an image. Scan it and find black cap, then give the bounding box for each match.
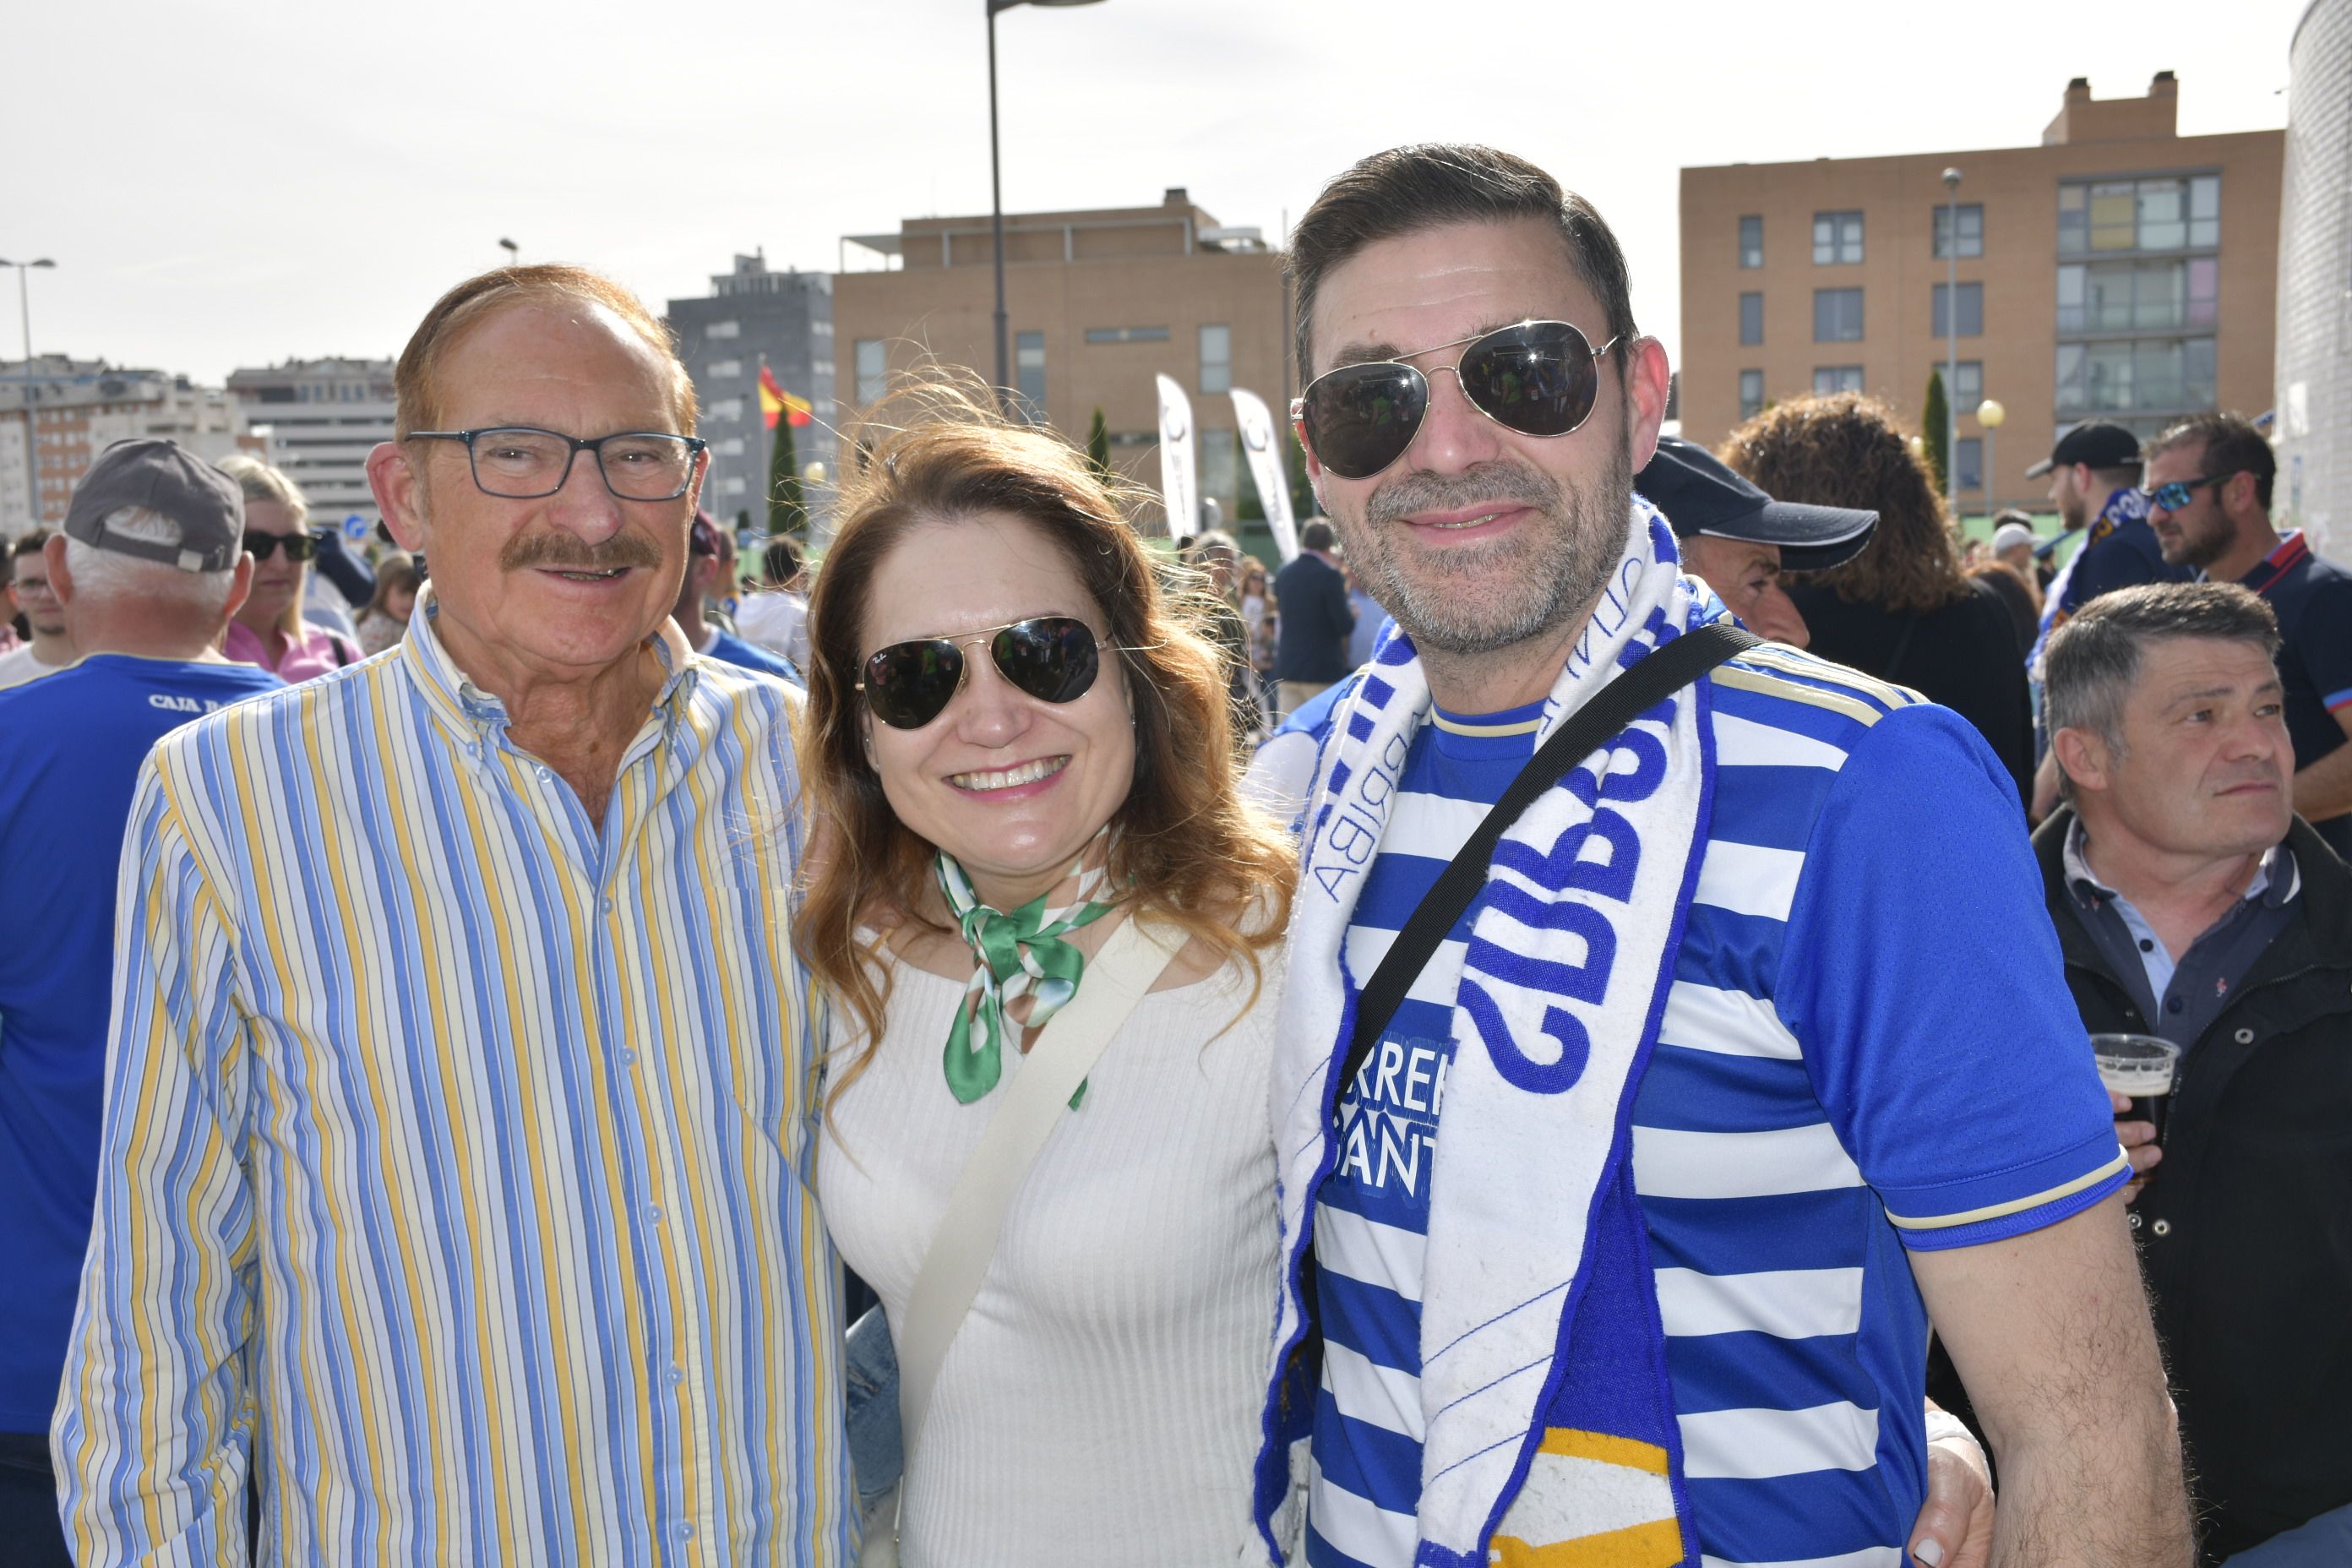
[63,439,245,573]
[2025,420,2141,479]
[1636,436,1877,572]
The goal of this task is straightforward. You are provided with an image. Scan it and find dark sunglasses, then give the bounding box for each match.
[1293,320,1622,481]
[858,615,1113,731]
[245,532,319,563]
[2146,474,2227,513]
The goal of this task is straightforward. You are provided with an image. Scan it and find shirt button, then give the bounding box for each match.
[622,1048,639,1066]
[668,1366,684,1386]
[536,766,552,782]
[646,1204,663,1225]
[2127,1211,2143,1231]
[2165,997,2184,1014]
[2137,938,2155,952]
[2235,1026,2256,1045]
[678,1522,694,1541]
[600,896,614,914]
[2151,1218,2173,1237]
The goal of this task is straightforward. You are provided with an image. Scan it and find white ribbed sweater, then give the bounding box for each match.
[818,956,1282,1568]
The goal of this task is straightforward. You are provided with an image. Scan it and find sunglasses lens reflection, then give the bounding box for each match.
[1302,365,1429,481]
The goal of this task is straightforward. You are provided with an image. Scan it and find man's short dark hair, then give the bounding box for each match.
[1299,520,1338,554]
[1287,144,1636,383]
[2148,411,2275,511]
[760,536,803,588]
[2045,581,2281,801]
[8,529,51,565]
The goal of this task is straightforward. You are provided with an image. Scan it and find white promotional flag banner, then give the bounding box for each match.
[1230,388,1299,563]
[1155,373,1200,540]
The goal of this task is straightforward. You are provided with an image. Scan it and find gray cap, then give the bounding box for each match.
[63,439,245,573]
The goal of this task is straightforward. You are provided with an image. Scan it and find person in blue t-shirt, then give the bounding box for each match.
[1250,145,2189,1568]
[0,441,282,1565]
[673,512,804,683]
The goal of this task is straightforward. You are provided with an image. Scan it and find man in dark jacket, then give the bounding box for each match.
[2039,581,2352,1565]
[1271,518,1354,717]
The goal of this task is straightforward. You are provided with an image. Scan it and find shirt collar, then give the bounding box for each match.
[398,585,700,745]
[2064,814,2298,911]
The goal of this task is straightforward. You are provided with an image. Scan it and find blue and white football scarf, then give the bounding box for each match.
[1255,498,1720,1566]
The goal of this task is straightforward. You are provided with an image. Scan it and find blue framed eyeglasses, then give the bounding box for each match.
[2146,474,2225,513]
[407,427,707,501]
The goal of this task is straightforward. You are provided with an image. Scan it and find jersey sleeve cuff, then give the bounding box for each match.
[1878,1133,2132,1253]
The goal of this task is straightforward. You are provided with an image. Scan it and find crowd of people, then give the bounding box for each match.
[0,139,2344,1568]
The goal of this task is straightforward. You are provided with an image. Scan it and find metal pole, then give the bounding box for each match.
[987,6,1012,419]
[1986,424,1995,517]
[1943,170,1960,514]
[15,266,39,530]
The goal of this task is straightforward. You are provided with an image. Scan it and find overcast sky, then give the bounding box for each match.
[8,0,2304,388]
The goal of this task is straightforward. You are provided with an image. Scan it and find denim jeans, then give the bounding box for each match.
[844,1306,902,1512]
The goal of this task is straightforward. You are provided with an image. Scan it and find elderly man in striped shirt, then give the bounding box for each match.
[54,266,852,1563]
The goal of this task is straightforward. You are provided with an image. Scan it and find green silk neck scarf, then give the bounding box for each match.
[937,832,1117,1105]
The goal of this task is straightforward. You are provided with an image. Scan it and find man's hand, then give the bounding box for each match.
[1912,1200,2191,1565]
[2110,1092,2161,1204]
[1912,1411,1996,1568]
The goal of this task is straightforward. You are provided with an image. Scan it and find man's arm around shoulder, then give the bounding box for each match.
[1913,1202,2192,1565]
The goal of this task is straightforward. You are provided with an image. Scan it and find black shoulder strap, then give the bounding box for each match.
[1330,621,1761,1123]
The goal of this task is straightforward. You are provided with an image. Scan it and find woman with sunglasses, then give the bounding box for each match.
[800,384,1296,1566]
[217,455,362,681]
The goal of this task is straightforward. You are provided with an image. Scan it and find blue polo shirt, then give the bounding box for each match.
[703,628,804,686]
[0,654,283,1432]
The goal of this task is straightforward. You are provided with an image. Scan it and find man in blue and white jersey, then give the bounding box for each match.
[1249,144,2190,1568]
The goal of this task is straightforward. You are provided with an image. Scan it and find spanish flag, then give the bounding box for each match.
[759,365,813,430]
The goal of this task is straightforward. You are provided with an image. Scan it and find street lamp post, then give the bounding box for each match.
[498,237,520,266]
[985,0,1104,419]
[1977,398,2006,521]
[0,257,57,528]
[1941,169,1961,513]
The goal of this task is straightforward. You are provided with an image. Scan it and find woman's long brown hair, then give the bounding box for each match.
[795,378,1297,1113]
[1717,392,1971,616]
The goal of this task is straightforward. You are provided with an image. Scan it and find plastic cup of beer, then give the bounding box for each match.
[2091,1032,2180,1142]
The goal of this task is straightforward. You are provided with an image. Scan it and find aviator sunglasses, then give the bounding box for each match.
[858,615,1114,730]
[1293,319,1622,481]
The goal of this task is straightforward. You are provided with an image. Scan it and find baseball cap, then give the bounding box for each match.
[63,439,245,573]
[1991,521,2038,555]
[2025,420,2141,480]
[1636,436,1878,572]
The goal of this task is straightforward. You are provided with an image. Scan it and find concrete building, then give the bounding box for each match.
[0,357,253,537]
[2274,0,2351,553]
[834,188,1289,533]
[226,358,397,532]
[665,251,838,536]
[1680,74,2284,514]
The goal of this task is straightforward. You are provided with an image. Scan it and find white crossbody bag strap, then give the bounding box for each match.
[894,912,1186,1466]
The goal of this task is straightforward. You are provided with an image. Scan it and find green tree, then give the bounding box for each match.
[1085,407,1112,480]
[1921,369,1951,498]
[768,415,805,537]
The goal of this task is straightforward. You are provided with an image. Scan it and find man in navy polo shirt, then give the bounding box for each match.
[0,441,281,1565]
[2144,411,2352,858]
[672,511,803,683]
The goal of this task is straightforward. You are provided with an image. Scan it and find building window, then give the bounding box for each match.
[705,320,741,340]
[1931,282,1984,338]
[1739,292,1764,346]
[1812,210,1864,265]
[1739,368,1766,420]
[854,339,887,406]
[1813,287,1865,343]
[719,436,745,457]
[1015,330,1046,422]
[2059,174,2221,257]
[1084,325,1171,344]
[709,396,744,423]
[1946,360,1983,409]
[709,359,743,379]
[1739,215,1763,269]
[1199,324,1233,394]
[1933,204,1984,259]
[2055,259,2219,334]
[721,476,747,496]
[1200,428,1239,513]
[2055,337,2217,416]
[1812,365,1865,395]
[1957,437,1983,492]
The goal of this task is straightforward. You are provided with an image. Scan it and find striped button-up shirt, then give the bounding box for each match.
[55,601,852,1565]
